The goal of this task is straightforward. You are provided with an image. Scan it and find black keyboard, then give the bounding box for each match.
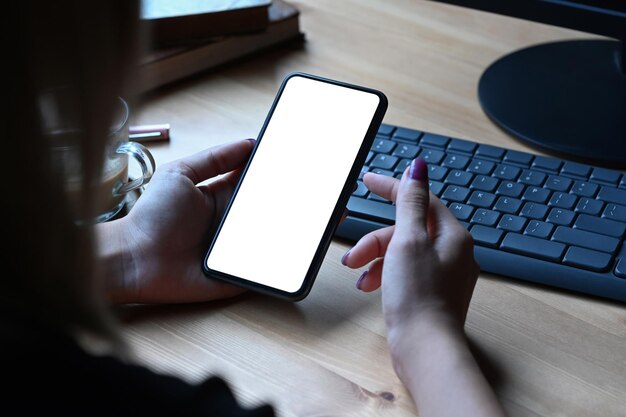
[336,123,626,303]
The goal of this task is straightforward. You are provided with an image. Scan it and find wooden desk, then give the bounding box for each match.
[126,1,626,415]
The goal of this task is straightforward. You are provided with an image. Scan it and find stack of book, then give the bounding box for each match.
[139,0,304,92]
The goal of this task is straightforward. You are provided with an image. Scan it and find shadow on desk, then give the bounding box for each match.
[116,286,375,340]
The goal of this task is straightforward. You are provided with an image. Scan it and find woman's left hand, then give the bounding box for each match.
[98,139,255,304]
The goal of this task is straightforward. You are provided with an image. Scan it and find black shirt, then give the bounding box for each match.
[3,315,275,416]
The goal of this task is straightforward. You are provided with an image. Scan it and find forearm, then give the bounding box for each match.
[388,314,507,417]
[94,218,138,304]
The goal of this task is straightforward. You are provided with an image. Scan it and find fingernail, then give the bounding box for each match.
[409,158,428,181]
[356,270,368,290]
[246,138,257,145]
[341,251,350,266]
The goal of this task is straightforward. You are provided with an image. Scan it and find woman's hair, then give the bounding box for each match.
[5,1,140,344]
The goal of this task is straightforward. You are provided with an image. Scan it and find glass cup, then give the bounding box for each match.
[41,91,155,223]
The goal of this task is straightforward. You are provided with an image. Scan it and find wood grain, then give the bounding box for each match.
[125,1,626,416]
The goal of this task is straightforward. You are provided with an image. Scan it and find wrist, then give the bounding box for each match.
[95,217,139,304]
[386,310,467,380]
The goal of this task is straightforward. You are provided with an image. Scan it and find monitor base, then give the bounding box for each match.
[478,40,626,169]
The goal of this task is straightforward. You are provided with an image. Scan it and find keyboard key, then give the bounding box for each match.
[493,164,521,181]
[497,214,527,233]
[368,192,390,203]
[519,170,547,186]
[520,202,549,220]
[420,133,449,149]
[574,197,603,215]
[442,185,470,203]
[548,192,577,209]
[552,226,619,254]
[419,148,446,165]
[377,124,396,136]
[475,144,505,160]
[447,138,477,154]
[590,168,621,185]
[365,151,374,165]
[393,144,420,159]
[574,214,626,238]
[467,159,496,175]
[615,259,626,278]
[372,138,396,154]
[621,177,626,189]
[546,208,575,226]
[500,233,566,262]
[602,203,626,222]
[353,181,368,198]
[495,181,524,198]
[503,150,534,166]
[470,175,499,192]
[532,156,563,173]
[471,208,500,226]
[441,153,470,169]
[370,168,394,177]
[393,127,421,142]
[347,196,395,224]
[570,181,598,198]
[359,165,369,180]
[524,220,554,239]
[448,203,474,221]
[429,181,445,197]
[522,186,551,204]
[561,162,591,179]
[563,247,612,272]
[427,164,448,181]
[545,175,572,192]
[468,191,496,208]
[597,186,626,206]
[493,197,522,214]
[394,158,411,175]
[370,154,399,170]
[470,225,503,248]
[445,170,474,187]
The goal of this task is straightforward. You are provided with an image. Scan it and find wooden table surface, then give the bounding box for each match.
[125,1,626,416]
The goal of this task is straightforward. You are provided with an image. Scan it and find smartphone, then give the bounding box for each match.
[203,73,387,300]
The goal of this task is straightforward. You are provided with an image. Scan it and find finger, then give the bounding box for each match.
[428,195,470,256]
[341,226,394,268]
[394,158,430,239]
[200,167,245,216]
[356,258,383,292]
[170,139,255,184]
[363,173,400,203]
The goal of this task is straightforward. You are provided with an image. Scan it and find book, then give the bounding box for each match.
[139,0,303,93]
[142,0,272,45]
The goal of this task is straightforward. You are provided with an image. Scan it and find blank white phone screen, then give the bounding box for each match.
[206,75,381,293]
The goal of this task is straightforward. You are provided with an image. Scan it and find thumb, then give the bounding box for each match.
[394,158,430,239]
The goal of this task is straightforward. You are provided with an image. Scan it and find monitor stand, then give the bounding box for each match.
[478,39,626,169]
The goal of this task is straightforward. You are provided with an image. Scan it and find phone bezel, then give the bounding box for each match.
[202,72,388,300]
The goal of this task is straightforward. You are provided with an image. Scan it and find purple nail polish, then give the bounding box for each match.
[356,270,368,290]
[341,251,350,266]
[409,158,428,181]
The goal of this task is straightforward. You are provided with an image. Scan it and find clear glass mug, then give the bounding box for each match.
[41,91,155,223]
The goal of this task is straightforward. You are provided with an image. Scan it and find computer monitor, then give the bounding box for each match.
[430,1,626,168]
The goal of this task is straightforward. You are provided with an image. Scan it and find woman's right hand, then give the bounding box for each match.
[341,160,510,417]
[341,158,480,334]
